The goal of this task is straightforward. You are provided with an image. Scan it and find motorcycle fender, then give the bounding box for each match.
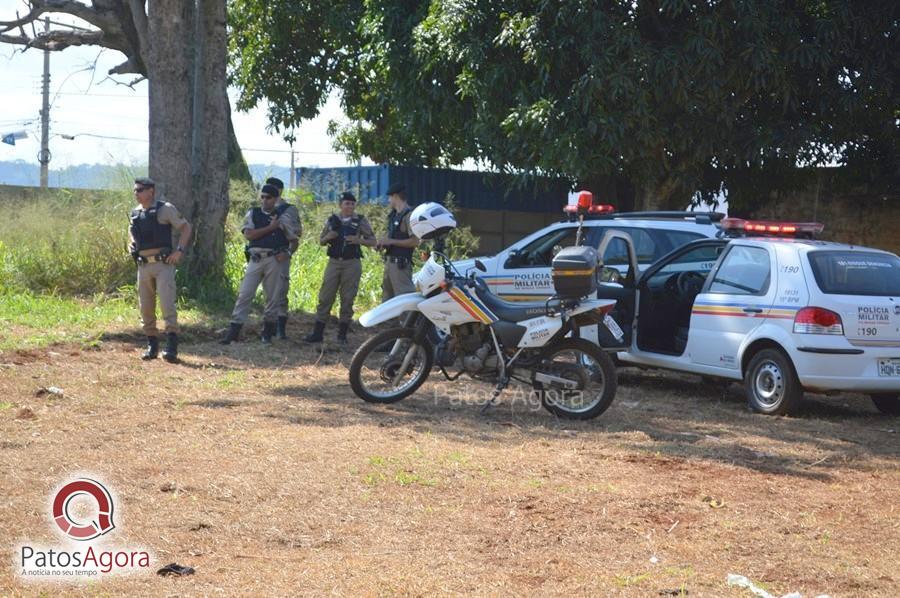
[569,298,616,316]
[517,314,564,348]
[359,292,425,327]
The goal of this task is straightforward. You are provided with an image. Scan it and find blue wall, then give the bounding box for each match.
[297,165,571,213]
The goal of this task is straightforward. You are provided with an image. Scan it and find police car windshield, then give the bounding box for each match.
[808,251,900,296]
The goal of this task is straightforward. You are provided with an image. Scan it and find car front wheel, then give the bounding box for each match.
[744,348,803,416]
[871,394,900,415]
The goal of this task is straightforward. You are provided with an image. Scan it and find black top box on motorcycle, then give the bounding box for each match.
[551,245,599,299]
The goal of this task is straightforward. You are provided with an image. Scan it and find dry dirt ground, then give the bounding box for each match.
[1,318,898,597]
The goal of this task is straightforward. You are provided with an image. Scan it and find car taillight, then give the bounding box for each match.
[793,307,844,335]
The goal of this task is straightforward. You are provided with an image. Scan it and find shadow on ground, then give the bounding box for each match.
[263,364,898,482]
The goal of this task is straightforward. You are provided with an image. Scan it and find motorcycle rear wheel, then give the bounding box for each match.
[532,338,617,420]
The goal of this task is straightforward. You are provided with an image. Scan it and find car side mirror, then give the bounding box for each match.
[474,259,487,272]
[599,266,622,284]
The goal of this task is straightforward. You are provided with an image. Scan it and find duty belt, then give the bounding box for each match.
[384,256,410,265]
[135,251,170,264]
[249,248,286,262]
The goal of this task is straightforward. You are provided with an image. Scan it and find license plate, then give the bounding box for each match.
[603,314,624,342]
[878,358,900,377]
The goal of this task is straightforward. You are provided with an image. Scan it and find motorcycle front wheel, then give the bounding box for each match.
[531,338,617,420]
[349,327,434,404]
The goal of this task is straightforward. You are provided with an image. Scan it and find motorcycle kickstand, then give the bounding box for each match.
[480,377,509,414]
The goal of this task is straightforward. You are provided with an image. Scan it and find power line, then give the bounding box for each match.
[241,147,344,155]
[47,133,342,157]
[56,132,146,142]
[6,89,148,99]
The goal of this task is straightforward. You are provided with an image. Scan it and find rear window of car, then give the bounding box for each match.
[808,251,900,296]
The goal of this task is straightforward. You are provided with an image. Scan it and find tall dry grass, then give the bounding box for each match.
[0,182,480,319]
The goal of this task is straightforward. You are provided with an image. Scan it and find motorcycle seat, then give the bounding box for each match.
[471,278,554,323]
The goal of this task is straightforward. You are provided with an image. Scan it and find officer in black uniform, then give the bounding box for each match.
[377,183,419,300]
[304,191,376,344]
[221,184,298,344]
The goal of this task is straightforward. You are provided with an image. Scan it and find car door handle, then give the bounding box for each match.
[742,307,763,314]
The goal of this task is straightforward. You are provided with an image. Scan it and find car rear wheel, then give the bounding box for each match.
[871,393,900,415]
[744,348,803,416]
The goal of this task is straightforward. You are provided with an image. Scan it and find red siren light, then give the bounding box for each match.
[721,218,824,237]
[563,190,616,215]
[577,191,594,210]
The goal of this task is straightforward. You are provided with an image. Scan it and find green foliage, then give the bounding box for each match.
[227,0,364,137]
[229,0,899,209]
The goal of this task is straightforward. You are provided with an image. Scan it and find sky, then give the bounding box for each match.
[0,0,366,170]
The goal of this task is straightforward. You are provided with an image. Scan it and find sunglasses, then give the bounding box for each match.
[260,194,273,200]
[133,187,151,193]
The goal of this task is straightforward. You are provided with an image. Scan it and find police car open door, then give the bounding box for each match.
[589,230,640,348]
[598,239,726,356]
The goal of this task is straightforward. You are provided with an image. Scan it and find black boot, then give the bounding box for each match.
[337,322,350,344]
[261,321,276,344]
[220,322,242,345]
[162,333,179,363]
[304,321,325,343]
[141,336,159,360]
[276,316,288,340]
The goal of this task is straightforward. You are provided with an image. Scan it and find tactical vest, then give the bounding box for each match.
[386,206,413,259]
[247,204,289,250]
[327,214,364,260]
[130,201,172,252]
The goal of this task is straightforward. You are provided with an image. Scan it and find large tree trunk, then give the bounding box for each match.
[190,0,230,278]
[146,0,229,279]
[1,0,239,278]
[146,0,194,255]
[633,177,683,211]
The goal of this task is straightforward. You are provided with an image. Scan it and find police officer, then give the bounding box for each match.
[304,191,376,344]
[377,183,419,300]
[265,177,301,339]
[129,177,192,362]
[221,184,298,344]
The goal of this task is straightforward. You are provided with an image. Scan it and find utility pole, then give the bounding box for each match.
[289,143,296,190]
[38,17,51,190]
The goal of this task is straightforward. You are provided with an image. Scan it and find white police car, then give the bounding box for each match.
[596,218,900,415]
[454,197,723,302]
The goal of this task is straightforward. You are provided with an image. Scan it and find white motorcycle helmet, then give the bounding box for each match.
[409,202,457,240]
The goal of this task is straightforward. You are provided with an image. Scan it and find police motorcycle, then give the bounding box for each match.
[348,200,623,420]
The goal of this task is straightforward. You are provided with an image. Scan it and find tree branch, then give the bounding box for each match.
[0,0,113,33]
[0,5,43,33]
[108,55,141,75]
[0,28,104,51]
[127,0,147,56]
[99,73,145,88]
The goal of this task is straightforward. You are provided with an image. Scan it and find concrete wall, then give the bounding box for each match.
[747,181,899,255]
[455,207,562,255]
